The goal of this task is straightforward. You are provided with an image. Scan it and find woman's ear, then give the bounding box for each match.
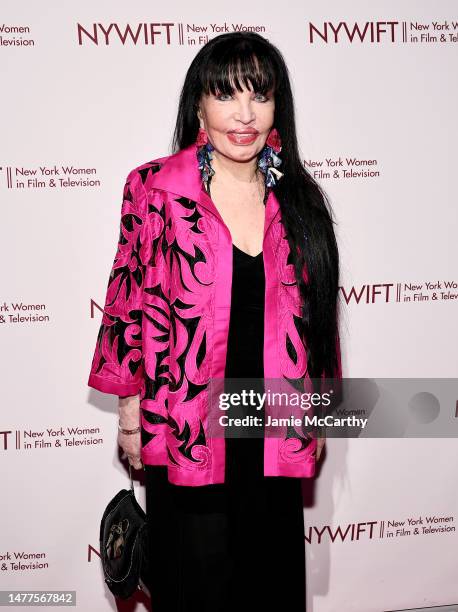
[197,107,204,129]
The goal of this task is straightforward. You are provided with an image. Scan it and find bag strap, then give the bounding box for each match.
[128,463,134,494]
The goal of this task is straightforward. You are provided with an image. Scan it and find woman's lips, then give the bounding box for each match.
[227,131,259,145]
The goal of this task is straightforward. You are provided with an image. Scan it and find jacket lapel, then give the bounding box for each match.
[148,142,281,237]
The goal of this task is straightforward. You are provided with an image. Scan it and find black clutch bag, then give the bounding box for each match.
[99,464,151,600]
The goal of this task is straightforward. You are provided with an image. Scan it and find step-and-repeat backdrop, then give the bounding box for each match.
[2,1,457,610]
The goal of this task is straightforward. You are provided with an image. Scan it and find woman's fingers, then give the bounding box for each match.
[121,450,143,469]
[129,458,144,470]
[118,431,143,469]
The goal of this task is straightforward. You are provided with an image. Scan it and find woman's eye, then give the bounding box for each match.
[215,93,232,101]
[254,93,268,102]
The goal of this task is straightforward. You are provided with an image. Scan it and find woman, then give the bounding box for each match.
[88,32,342,611]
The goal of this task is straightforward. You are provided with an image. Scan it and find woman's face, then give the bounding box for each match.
[197,83,275,163]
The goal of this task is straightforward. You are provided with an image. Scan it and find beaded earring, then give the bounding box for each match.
[258,128,284,188]
[196,128,215,191]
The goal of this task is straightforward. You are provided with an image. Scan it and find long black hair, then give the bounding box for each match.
[172,32,341,380]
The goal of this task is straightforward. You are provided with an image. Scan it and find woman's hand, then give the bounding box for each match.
[117,394,143,470]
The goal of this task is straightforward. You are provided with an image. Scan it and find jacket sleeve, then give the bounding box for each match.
[87,169,151,397]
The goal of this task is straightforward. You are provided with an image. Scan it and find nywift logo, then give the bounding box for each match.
[306,19,458,45]
[306,515,456,543]
[0,427,104,451]
[341,281,458,304]
[77,22,176,46]
[76,22,267,47]
[307,21,399,44]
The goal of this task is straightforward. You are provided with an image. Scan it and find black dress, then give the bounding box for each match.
[145,244,306,612]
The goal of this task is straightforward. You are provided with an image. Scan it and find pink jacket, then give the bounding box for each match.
[88,142,341,486]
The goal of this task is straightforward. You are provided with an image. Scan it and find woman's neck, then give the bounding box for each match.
[211,150,259,184]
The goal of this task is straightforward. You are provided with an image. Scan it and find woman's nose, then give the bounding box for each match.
[234,101,255,123]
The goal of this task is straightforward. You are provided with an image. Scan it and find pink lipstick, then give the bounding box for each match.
[227,129,259,145]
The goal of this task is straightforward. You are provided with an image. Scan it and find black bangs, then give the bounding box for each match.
[199,46,277,96]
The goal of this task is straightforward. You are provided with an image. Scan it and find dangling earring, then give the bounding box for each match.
[258,127,284,188]
[196,127,215,190]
